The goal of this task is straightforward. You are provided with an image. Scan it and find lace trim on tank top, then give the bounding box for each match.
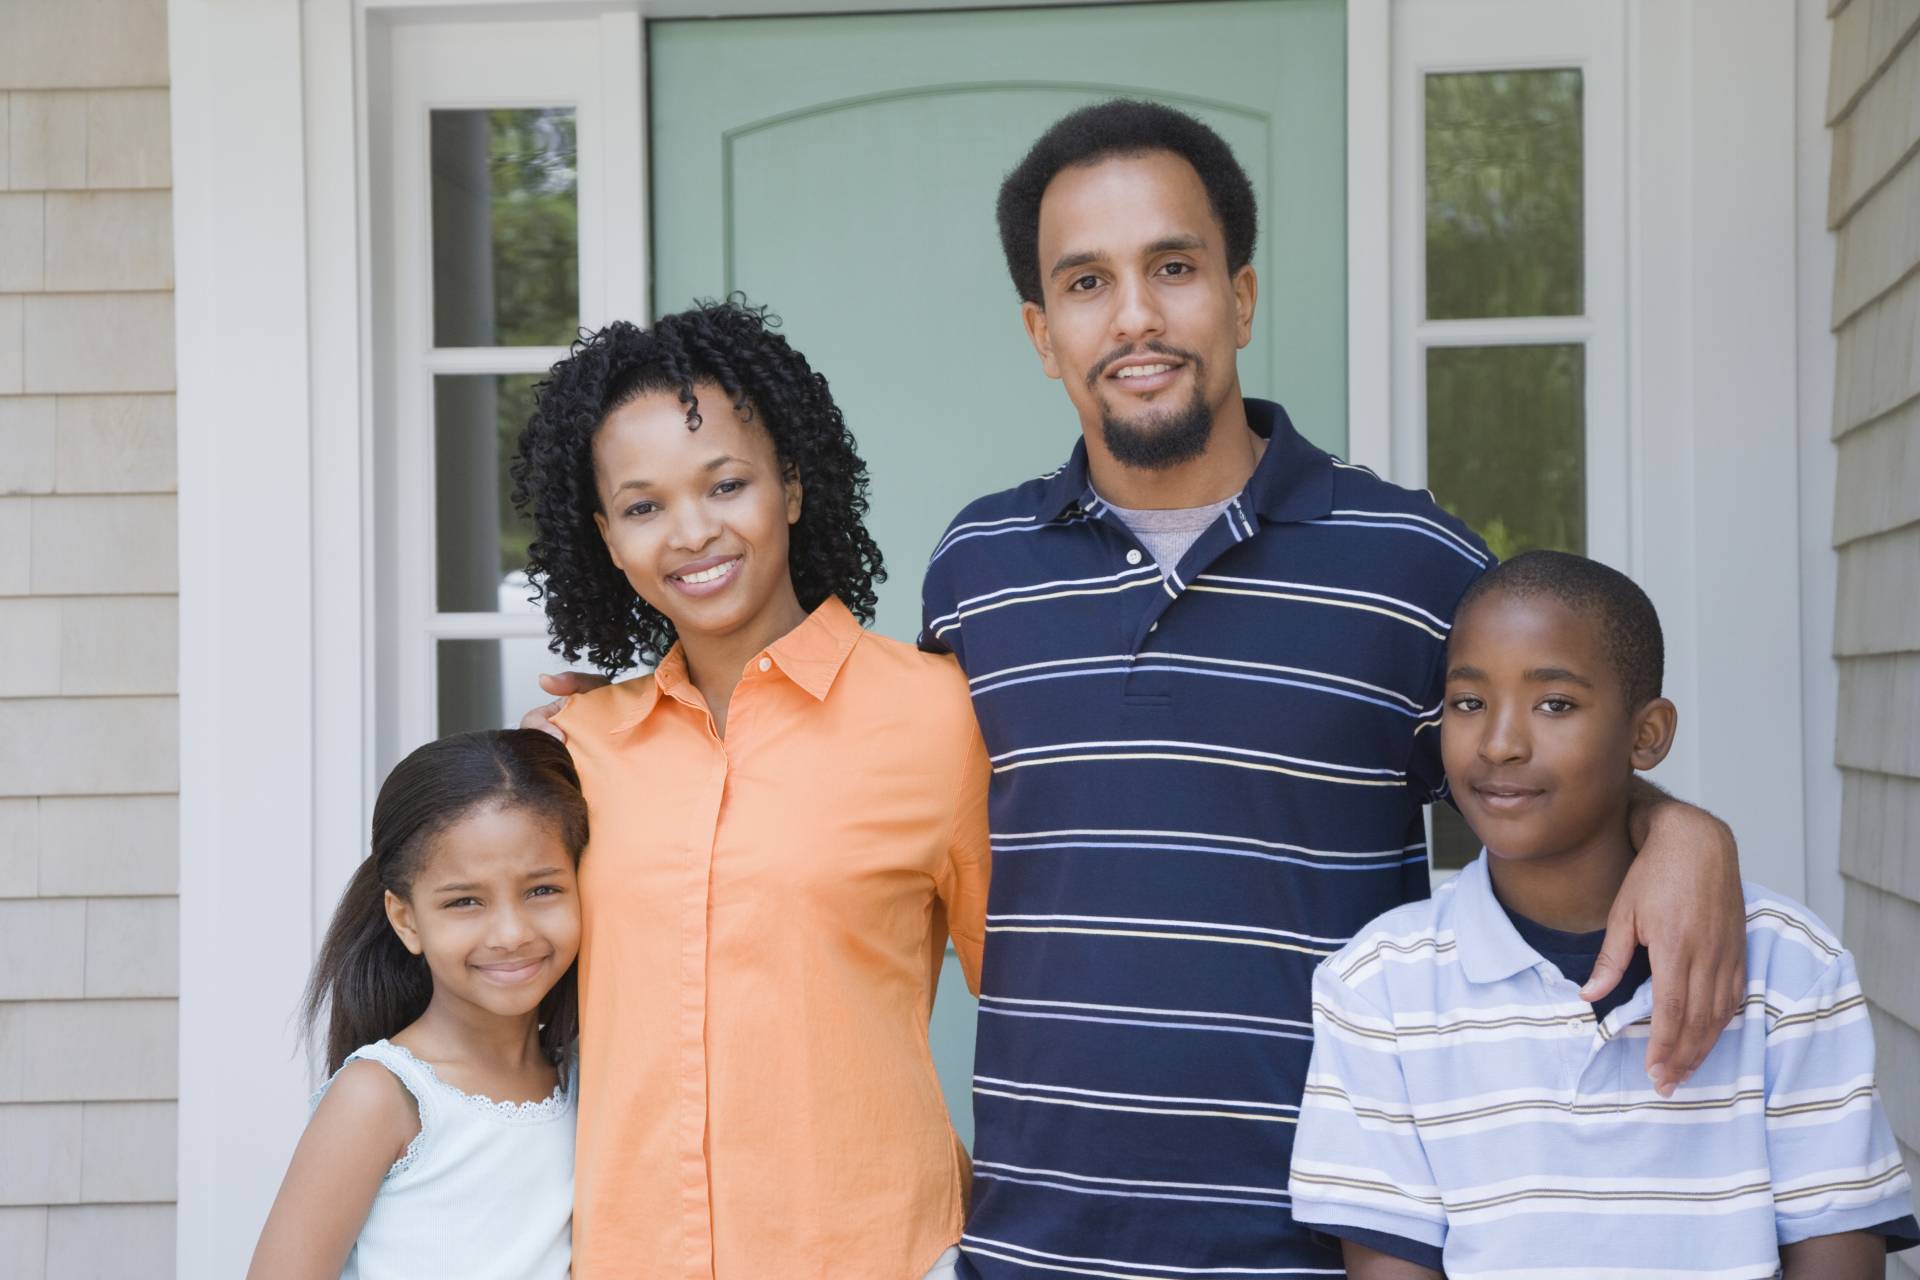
[377,1040,571,1124]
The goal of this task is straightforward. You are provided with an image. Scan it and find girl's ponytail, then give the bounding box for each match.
[302,854,433,1075]
[303,730,588,1074]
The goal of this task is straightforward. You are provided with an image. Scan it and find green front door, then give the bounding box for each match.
[650,0,1347,1144]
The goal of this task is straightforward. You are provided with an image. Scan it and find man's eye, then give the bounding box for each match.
[1161,261,1193,277]
[1068,274,1101,292]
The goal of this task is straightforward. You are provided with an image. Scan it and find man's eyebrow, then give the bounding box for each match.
[1525,666,1595,688]
[1049,249,1104,279]
[1446,664,1486,682]
[1146,234,1206,255]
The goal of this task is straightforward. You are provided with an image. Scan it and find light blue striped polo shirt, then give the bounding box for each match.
[1288,852,1917,1278]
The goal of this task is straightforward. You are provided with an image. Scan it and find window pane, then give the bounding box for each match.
[431,108,579,347]
[435,373,541,614]
[1425,342,1585,871]
[438,637,557,737]
[1426,70,1583,320]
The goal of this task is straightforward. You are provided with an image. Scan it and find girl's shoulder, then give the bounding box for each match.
[308,1045,427,1180]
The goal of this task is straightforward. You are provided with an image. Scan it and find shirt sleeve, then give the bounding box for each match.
[935,708,992,996]
[1766,947,1917,1247]
[1287,959,1448,1254]
[917,532,966,665]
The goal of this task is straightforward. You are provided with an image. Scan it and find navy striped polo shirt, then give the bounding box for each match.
[918,398,1489,1279]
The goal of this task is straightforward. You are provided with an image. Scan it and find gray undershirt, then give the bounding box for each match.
[1098,492,1238,577]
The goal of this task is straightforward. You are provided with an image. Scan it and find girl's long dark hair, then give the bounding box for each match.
[303,730,590,1074]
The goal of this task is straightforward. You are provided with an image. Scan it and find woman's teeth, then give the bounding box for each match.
[675,559,737,585]
[1116,363,1173,379]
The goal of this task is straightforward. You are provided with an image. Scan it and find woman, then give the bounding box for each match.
[513,297,988,1279]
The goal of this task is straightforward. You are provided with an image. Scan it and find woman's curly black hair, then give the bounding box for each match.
[511,296,885,673]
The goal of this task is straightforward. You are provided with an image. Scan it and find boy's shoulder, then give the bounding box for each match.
[1319,883,1464,996]
[1739,880,1849,999]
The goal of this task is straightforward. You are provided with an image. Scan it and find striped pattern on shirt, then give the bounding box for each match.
[919,400,1488,1278]
[1288,853,1917,1279]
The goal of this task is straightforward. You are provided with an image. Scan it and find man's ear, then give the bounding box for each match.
[1629,697,1678,773]
[385,889,425,957]
[783,462,804,526]
[1232,264,1258,349]
[1021,300,1062,380]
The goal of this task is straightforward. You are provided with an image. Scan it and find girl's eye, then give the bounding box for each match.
[445,897,479,909]
[527,884,562,898]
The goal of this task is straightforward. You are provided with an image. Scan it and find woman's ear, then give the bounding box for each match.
[784,462,804,526]
[1629,697,1678,773]
[385,889,425,956]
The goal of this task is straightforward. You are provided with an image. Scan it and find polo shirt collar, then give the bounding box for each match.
[607,595,862,733]
[1451,852,1554,985]
[1029,397,1335,526]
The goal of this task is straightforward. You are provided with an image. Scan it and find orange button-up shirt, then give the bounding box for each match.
[553,597,991,1279]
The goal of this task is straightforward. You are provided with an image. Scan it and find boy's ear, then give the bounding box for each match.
[1629,697,1678,773]
[385,889,425,956]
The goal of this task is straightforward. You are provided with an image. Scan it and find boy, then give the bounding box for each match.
[1287,550,1918,1278]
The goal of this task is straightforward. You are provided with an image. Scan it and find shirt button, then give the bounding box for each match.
[1126,549,1143,565]
[757,657,771,672]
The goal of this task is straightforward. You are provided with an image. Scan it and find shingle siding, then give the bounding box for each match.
[0,2,177,1273]
[1827,2,1920,1268]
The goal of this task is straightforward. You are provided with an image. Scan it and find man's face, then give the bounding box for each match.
[1022,150,1256,470]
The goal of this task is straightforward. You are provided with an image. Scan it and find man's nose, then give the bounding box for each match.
[1110,272,1165,343]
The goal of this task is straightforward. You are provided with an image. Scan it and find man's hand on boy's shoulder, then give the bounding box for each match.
[1582,782,1744,1097]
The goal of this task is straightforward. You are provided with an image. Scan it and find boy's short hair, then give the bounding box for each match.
[995,99,1259,307]
[1456,550,1664,710]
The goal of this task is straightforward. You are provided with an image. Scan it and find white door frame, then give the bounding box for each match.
[170,2,1823,1274]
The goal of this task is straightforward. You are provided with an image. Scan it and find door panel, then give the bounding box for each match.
[650,0,1346,1145]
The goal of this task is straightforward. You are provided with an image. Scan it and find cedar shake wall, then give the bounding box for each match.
[0,1,179,1274]
[1826,2,1920,1276]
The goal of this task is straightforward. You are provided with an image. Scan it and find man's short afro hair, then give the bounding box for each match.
[996,98,1258,307]
[1454,550,1666,711]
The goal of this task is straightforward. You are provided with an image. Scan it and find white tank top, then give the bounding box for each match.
[314,1040,575,1280]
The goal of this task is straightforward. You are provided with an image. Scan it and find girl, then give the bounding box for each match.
[248,729,588,1280]
[513,297,989,1279]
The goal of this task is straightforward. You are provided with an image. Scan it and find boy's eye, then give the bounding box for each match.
[1540,696,1576,714]
[1447,694,1483,713]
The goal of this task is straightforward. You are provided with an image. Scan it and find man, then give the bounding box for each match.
[915,100,1744,1278]
[529,100,1745,1278]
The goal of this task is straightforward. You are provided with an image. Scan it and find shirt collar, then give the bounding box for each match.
[1451,852,1554,985]
[607,595,862,733]
[1028,397,1335,526]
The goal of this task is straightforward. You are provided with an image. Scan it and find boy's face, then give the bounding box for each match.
[1442,590,1675,863]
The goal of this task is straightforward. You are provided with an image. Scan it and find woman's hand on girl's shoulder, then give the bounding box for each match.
[245,1061,421,1280]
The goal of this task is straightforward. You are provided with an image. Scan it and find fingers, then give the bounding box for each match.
[1578,915,1634,1004]
[519,697,569,742]
[539,670,609,696]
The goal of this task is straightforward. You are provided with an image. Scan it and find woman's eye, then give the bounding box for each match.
[624,501,656,518]
[713,479,745,496]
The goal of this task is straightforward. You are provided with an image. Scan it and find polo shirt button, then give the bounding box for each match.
[1126,549,1143,565]
[758,657,772,672]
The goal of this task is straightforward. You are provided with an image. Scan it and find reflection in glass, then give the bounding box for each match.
[1426,70,1583,320]
[435,373,542,614]
[431,108,579,347]
[438,635,559,738]
[1425,343,1585,870]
